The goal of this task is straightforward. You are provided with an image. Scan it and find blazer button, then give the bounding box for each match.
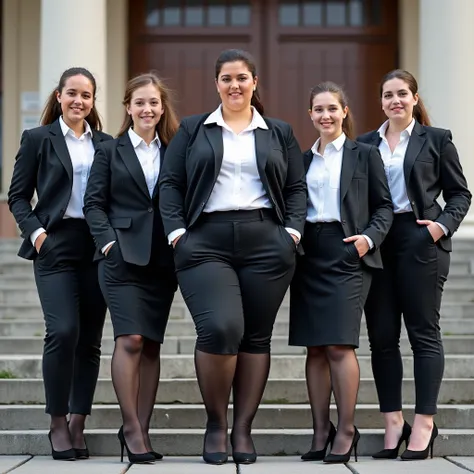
[148,207,153,213]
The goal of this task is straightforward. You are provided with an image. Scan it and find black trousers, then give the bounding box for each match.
[364,213,450,415]
[33,219,106,416]
[174,209,297,355]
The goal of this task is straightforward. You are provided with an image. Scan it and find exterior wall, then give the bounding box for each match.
[399,0,419,76]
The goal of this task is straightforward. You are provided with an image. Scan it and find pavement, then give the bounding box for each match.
[1,457,474,473]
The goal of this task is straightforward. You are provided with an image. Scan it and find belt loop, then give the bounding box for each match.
[259,209,264,221]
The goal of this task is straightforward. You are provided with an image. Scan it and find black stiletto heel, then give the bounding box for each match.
[230,432,257,464]
[400,422,438,461]
[372,420,412,459]
[323,426,360,464]
[117,426,155,464]
[203,429,228,465]
[67,421,89,459]
[301,421,337,461]
[48,431,76,461]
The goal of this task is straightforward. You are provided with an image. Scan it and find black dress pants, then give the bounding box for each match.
[33,219,106,416]
[174,209,297,355]
[364,213,450,415]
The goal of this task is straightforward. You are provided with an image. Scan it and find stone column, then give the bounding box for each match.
[40,0,107,126]
[419,0,474,237]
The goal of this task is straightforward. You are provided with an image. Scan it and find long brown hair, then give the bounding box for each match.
[309,81,355,139]
[117,73,179,145]
[379,69,431,126]
[215,49,265,115]
[40,67,103,130]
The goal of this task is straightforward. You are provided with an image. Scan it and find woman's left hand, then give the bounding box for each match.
[416,219,445,242]
[343,235,370,258]
[289,233,299,244]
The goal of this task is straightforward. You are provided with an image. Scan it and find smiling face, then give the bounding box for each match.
[381,77,418,123]
[216,60,257,112]
[126,83,164,137]
[56,74,94,126]
[308,91,347,141]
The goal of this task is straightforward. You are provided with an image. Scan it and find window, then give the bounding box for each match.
[145,0,251,27]
[278,0,381,27]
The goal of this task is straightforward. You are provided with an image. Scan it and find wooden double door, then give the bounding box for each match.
[129,0,398,149]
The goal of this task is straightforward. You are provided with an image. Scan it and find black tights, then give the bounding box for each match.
[112,335,161,454]
[306,346,359,454]
[195,349,270,453]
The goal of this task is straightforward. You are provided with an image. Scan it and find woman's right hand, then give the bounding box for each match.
[172,235,183,248]
[35,232,47,252]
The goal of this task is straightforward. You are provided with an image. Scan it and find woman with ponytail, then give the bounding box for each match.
[289,82,393,464]
[358,70,471,460]
[8,67,112,460]
[159,48,306,465]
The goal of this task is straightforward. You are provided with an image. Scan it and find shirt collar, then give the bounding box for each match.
[204,105,269,131]
[128,127,161,149]
[59,116,92,138]
[378,118,415,139]
[311,132,346,156]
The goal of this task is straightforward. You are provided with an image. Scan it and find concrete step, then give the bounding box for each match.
[2,354,474,379]
[0,428,473,456]
[1,318,474,337]
[1,404,473,431]
[1,335,474,356]
[2,378,473,405]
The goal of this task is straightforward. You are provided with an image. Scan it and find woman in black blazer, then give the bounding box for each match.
[83,74,179,464]
[159,49,306,465]
[8,67,112,460]
[358,70,471,460]
[289,82,393,464]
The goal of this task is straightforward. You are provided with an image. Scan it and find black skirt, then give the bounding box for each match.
[98,243,177,343]
[289,222,371,348]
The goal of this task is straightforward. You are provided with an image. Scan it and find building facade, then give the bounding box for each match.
[1,0,474,236]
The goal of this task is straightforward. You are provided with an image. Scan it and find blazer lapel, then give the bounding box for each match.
[340,139,358,202]
[403,121,426,186]
[303,150,313,173]
[204,124,224,180]
[153,144,166,198]
[254,128,271,178]
[49,120,73,182]
[91,130,104,149]
[118,134,150,199]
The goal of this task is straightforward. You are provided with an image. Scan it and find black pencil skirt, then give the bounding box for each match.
[98,243,177,343]
[289,222,371,348]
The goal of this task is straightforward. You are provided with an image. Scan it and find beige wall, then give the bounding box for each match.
[399,0,419,76]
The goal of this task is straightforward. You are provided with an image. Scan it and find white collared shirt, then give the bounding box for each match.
[167,105,300,244]
[306,133,346,223]
[377,119,415,214]
[128,128,161,197]
[30,116,95,245]
[203,105,271,213]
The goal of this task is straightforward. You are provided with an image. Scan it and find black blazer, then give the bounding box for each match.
[159,113,307,238]
[357,122,472,252]
[304,138,393,269]
[83,133,173,268]
[7,119,113,260]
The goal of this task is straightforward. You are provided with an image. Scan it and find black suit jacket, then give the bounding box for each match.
[357,122,471,252]
[159,113,307,239]
[7,119,112,260]
[83,133,174,268]
[304,139,393,269]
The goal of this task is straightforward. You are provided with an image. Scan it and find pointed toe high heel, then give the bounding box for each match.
[67,420,89,459]
[372,420,412,459]
[151,450,163,460]
[231,435,257,464]
[323,426,360,464]
[48,431,76,461]
[301,421,337,461]
[118,426,155,464]
[203,430,228,465]
[400,422,438,461]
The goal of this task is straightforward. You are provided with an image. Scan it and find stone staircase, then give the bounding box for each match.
[0,238,474,456]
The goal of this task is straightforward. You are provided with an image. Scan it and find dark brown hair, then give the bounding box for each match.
[215,49,264,115]
[309,81,355,139]
[40,67,103,130]
[117,73,179,145]
[379,69,431,126]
